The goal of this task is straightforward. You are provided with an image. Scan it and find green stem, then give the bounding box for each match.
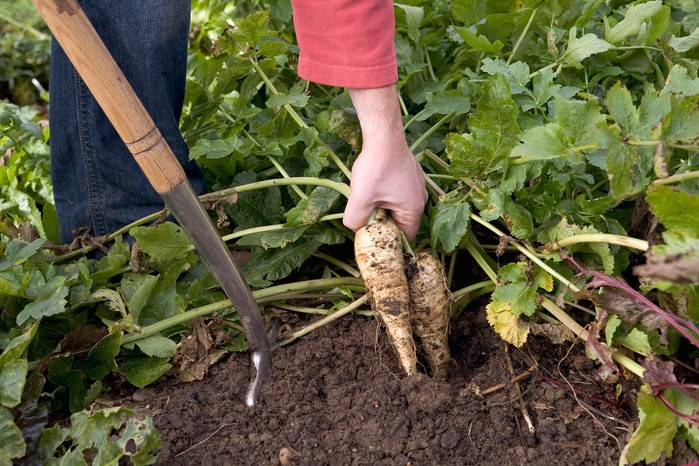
[452,280,496,302]
[470,213,580,293]
[543,234,648,252]
[409,112,454,153]
[204,177,351,200]
[277,295,370,346]
[508,7,538,65]
[313,251,360,278]
[0,12,49,39]
[221,213,344,244]
[652,170,699,186]
[121,277,364,345]
[421,149,450,171]
[266,156,308,200]
[465,241,498,283]
[51,211,165,262]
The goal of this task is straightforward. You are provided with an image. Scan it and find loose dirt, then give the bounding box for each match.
[119,302,699,466]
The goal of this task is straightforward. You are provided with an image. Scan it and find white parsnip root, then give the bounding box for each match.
[408,252,451,381]
[354,210,417,375]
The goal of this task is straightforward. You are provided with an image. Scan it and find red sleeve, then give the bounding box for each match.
[290,0,398,88]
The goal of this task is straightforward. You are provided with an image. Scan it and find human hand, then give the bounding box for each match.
[343,86,428,241]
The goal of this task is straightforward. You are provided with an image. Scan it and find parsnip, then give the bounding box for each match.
[408,252,451,381]
[354,210,417,375]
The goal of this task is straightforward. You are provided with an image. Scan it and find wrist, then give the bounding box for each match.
[348,85,406,149]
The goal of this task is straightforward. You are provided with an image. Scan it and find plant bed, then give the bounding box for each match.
[119,307,691,466]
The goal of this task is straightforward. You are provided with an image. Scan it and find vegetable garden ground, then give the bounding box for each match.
[118,306,691,466]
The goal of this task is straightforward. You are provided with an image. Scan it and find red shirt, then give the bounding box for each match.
[291,0,398,88]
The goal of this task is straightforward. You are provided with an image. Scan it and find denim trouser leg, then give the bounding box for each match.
[49,0,206,243]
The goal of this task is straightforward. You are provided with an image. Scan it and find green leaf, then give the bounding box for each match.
[450,26,504,54]
[137,262,185,326]
[561,28,613,69]
[511,123,569,160]
[0,406,25,463]
[0,322,38,408]
[606,1,664,45]
[491,262,553,317]
[38,407,161,465]
[430,192,471,254]
[606,141,634,199]
[663,96,699,143]
[661,65,699,97]
[77,330,122,380]
[481,58,530,94]
[605,314,622,346]
[0,239,45,272]
[619,328,653,356]
[621,389,677,464]
[135,334,178,359]
[284,185,342,226]
[605,83,640,134]
[647,185,699,236]
[395,3,424,44]
[90,239,131,285]
[236,225,309,250]
[121,274,159,322]
[228,172,285,229]
[131,222,193,262]
[266,82,310,109]
[668,27,699,53]
[88,288,127,319]
[188,138,239,161]
[16,285,68,326]
[447,74,520,178]
[419,89,471,121]
[120,356,172,389]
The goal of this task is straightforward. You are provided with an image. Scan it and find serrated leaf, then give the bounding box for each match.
[0,239,45,272]
[0,406,25,463]
[77,330,122,380]
[450,26,504,54]
[480,58,530,94]
[121,274,158,322]
[228,172,285,229]
[491,262,553,317]
[605,83,640,134]
[284,185,342,226]
[621,389,677,464]
[135,334,178,358]
[606,141,634,199]
[663,96,699,143]
[606,1,664,45]
[661,65,699,97]
[605,314,622,346]
[38,406,161,464]
[120,356,172,389]
[266,83,310,109]
[511,123,569,160]
[561,28,613,69]
[137,262,185,326]
[236,225,309,250]
[395,3,424,44]
[16,285,68,326]
[619,327,653,356]
[130,222,193,262]
[430,192,471,254]
[418,89,471,121]
[89,288,127,319]
[447,74,520,178]
[669,27,699,53]
[90,239,131,285]
[646,185,699,236]
[188,138,239,161]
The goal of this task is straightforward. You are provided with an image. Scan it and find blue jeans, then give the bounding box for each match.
[49,0,205,243]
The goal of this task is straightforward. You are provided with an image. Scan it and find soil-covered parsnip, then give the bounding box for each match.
[354,209,417,376]
[407,252,451,381]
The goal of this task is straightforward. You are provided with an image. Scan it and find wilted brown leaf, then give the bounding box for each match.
[171,317,230,382]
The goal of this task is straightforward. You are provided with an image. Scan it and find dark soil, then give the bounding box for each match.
[125,306,694,466]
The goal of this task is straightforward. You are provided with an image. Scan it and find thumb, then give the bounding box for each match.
[342,195,376,232]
